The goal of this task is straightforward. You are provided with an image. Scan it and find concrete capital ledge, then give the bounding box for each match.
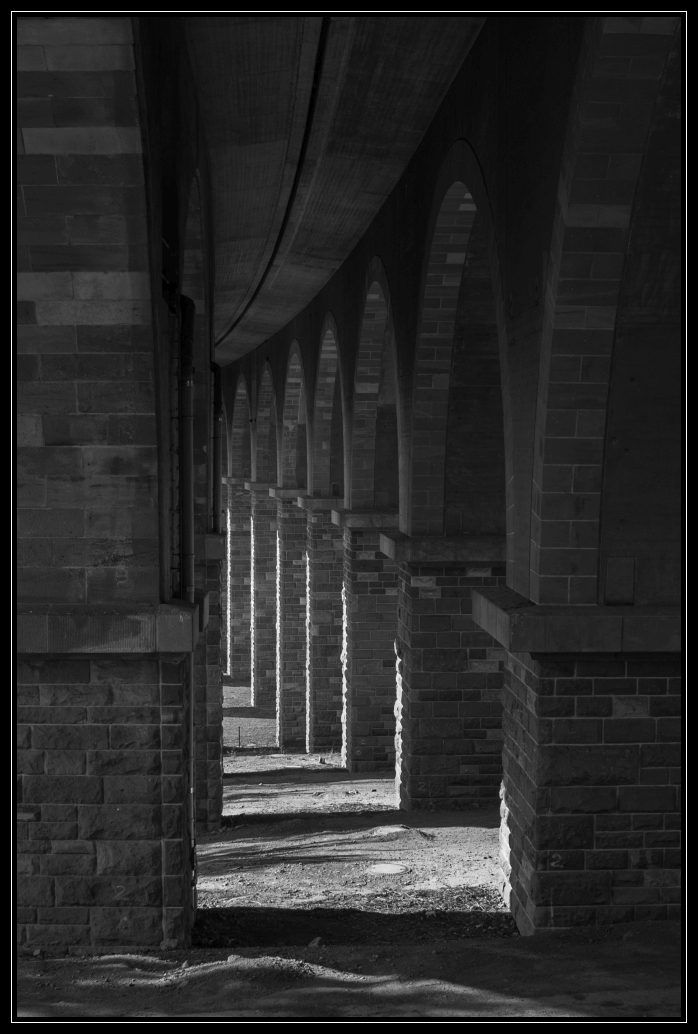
[295,496,344,511]
[244,481,276,493]
[331,510,400,529]
[472,586,681,654]
[17,602,199,655]
[379,532,506,564]
[269,486,306,499]
[195,533,226,561]
[222,476,250,486]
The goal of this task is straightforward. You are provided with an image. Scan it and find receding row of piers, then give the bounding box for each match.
[222,477,508,806]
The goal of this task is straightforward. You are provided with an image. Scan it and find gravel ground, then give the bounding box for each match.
[16,751,682,1017]
[17,924,683,1018]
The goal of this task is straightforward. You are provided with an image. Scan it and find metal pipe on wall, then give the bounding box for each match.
[212,362,223,534]
[179,295,196,604]
[188,649,197,912]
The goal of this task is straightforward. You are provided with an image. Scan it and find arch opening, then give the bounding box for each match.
[352,280,399,512]
[255,368,278,485]
[312,328,344,499]
[281,348,308,490]
[444,210,506,536]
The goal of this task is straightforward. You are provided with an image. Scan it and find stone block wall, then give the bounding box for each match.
[193,556,223,832]
[276,498,308,750]
[395,560,507,809]
[341,528,398,772]
[17,653,194,951]
[250,486,277,711]
[500,650,681,933]
[306,510,344,752]
[225,479,251,685]
[17,16,158,607]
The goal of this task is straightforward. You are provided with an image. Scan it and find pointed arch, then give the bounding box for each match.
[255,364,277,485]
[311,314,344,499]
[530,15,680,605]
[409,142,511,559]
[230,375,251,480]
[350,259,400,512]
[281,341,308,489]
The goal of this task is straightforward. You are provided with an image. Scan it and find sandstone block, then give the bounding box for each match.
[55,875,161,906]
[34,726,107,751]
[535,870,610,906]
[109,725,160,750]
[539,744,638,786]
[103,775,161,804]
[549,786,617,812]
[537,815,594,849]
[96,840,160,874]
[78,804,160,840]
[87,750,160,775]
[18,876,54,907]
[40,854,96,876]
[23,776,103,804]
[44,751,87,775]
[90,907,161,946]
[26,923,90,945]
[618,786,675,812]
[23,127,142,155]
[17,750,45,774]
[17,17,133,46]
[37,906,90,924]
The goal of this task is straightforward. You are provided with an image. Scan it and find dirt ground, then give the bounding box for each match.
[16,752,684,1018]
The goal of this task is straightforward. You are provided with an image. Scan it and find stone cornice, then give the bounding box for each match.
[16,602,200,654]
[331,509,400,529]
[295,496,344,511]
[243,481,276,493]
[269,486,306,499]
[472,586,681,654]
[379,532,506,563]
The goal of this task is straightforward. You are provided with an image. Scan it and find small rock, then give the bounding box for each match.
[623,932,633,941]
[308,937,324,948]
[32,949,42,957]
[181,961,189,969]
[227,954,240,962]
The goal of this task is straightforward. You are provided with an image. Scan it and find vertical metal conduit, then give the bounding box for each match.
[179,295,197,912]
[179,295,196,605]
[212,362,223,534]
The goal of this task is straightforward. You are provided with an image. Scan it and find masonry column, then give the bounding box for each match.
[272,488,308,751]
[472,588,681,935]
[380,534,507,811]
[193,532,225,833]
[300,497,344,754]
[16,15,196,951]
[223,477,251,688]
[334,511,400,773]
[247,482,277,713]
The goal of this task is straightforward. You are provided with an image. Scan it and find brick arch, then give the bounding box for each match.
[311,314,344,498]
[530,15,680,606]
[254,364,277,484]
[281,341,308,490]
[409,142,510,542]
[230,374,251,480]
[443,210,506,537]
[350,260,400,513]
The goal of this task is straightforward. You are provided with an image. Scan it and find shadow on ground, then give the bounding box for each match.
[192,901,517,947]
[17,922,682,1019]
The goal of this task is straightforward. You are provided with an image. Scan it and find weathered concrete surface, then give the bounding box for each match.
[17,922,681,1018]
